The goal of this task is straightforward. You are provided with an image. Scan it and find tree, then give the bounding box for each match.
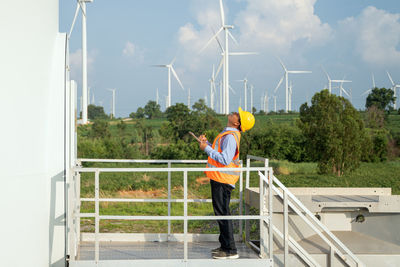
[298,89,366,176]
[89,120,111,139]
[135,107,145,119]
[365,87,396,111]
[192,99,216,115]
[144,100,162,119]
[88,104,107,120]
[164,103,195,141]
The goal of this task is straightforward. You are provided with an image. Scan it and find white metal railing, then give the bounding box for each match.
[69,159,273,263]
[258,170,365,267]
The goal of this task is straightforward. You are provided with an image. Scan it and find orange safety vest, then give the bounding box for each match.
[206,130,241,185]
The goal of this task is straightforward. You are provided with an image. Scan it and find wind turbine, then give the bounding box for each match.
[200,0,256,114]
[250,84,254,113]
[236,76,248,111]
[322,67,351,94]
[209,65,217,111]
[387,71,400,109]
[152,58,184,108]
[275,58,312,112]
[273,95,277,112]
[108,88,116,119]
[69,0,94,124]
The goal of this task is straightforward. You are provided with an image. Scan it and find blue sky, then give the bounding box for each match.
[59,0,400,117]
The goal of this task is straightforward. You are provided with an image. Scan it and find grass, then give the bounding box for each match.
[79,160,400,233]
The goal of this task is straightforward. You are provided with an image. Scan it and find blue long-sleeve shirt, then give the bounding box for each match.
[204,127,239,186]
[204,127,239,165]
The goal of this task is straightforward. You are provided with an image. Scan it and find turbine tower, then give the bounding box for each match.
[69,0,94,124]
[250,84,254,113]
[387,71,400,109]
[237,77,248,111]
[152,58,184,108]
[275,58,311,112]
[209,65,216,111]
[108,88,116,119]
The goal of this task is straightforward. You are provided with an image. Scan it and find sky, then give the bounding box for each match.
[59,0,400,117]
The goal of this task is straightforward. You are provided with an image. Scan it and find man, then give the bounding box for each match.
[199,107,255,259]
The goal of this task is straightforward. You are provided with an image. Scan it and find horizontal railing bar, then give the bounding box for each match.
[74,167,266,173]
[80,198,239,203]
[79,158,208,164]
[76,215,268,220]
[78,213,96,217]
[247,155,267,162]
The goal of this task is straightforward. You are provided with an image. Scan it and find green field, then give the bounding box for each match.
[79,159,400,233]
[79,112,400,233]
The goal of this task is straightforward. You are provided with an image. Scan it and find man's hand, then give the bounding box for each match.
[199,141,208,151]
[199,134,207,143]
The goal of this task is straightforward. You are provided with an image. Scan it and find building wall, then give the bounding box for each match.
[0,1,67,266]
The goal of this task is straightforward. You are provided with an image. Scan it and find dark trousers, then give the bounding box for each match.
[210,179,237,253]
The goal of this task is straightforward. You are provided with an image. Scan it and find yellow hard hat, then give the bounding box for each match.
[238,107,255,132]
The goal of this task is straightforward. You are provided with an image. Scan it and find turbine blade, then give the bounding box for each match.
[387,71,395,86]
[170,57,176,65]
[322,66,330,81]
[342,88,350,97]
[228,30,238,45]
[288,71,312,74]
[230,52,258,56]
[274,76,284,93]
[215,56,224,78]
[68,4,80,39]
[199,27,223,53]
[151,65,168,67]
[78,0,86,17]
[229,85,236,95]
[211,27,224,52]
[171,67,184,90]
[212,64,215,79]
[277,56,287,72]
[219,0,225,26]
[361,89,371,96]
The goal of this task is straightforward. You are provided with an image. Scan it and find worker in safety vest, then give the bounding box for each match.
[199,107,255,259]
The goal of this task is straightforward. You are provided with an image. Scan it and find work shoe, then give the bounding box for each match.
[212,250,239,259]
[211,247,223,254]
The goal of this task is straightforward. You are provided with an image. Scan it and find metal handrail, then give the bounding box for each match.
[259,171,365,267]
[71,159,272,263]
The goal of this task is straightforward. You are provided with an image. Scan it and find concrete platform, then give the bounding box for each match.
[274,231,400,255]
[77,241,260,260]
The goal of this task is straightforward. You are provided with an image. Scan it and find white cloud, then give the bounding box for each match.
[68,48,97,81]
[176,0,331,72]
[339,6,400,66]
[122,41,145,63]
[123,41,135,57]
[234,0,332,51]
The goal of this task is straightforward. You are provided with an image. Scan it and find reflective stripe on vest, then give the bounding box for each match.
[206,130,241,185]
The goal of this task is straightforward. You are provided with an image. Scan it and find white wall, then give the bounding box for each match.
[0,1,67,266]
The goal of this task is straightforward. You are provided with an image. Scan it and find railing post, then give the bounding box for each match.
[76,171,81,248]
[183,171,188,261]
[239,161,243,240]
[246,157,250,188]
[259,167,267,258]
[329,245,334,267]
[268,167,274,261]
[283,190,288,266]
[168,161,171,241]
[245,157,251,244]
[95,170,100,263]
